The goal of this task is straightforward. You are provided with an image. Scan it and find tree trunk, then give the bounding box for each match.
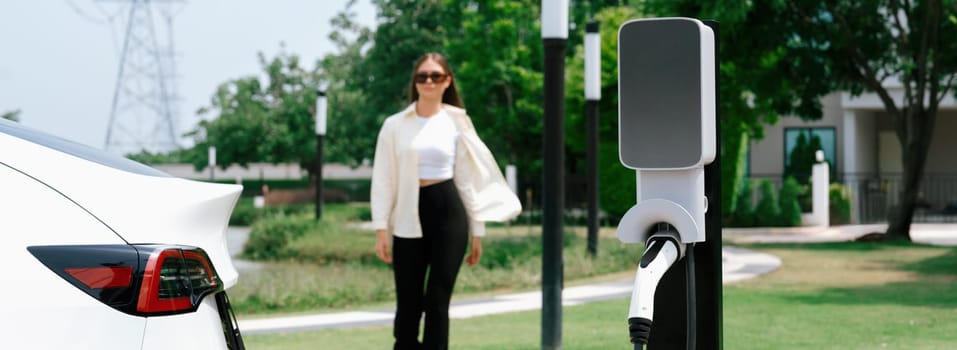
[885,110,936,241]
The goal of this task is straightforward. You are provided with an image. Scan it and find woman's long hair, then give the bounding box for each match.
[408,53,464,108]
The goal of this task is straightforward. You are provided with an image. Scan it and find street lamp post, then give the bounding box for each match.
[315,90,327,221]
[541,1,567,349]
[585,20,601,258]
[208,146,216,182]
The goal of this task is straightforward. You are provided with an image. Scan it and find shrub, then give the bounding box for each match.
[229,198,260,226]
[754,180,781,227]
[242,212,315,260]
[356,206,372,221]
[729,179,755,227]
[830,183,852,225]
[778,177,804,226]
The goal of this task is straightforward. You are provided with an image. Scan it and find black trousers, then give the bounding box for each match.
[392,180,469,350]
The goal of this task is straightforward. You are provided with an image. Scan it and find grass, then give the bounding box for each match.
[230,202,643,315]
[242,241,957,349]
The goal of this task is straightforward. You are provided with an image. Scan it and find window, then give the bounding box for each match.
[784,127,836,183]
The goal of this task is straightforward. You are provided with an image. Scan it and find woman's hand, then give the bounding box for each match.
[465,236,482,266]
[375,229,392,264]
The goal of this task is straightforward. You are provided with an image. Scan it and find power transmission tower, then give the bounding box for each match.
[96,0,185,154]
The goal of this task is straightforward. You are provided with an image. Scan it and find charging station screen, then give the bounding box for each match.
[619,19,703,169]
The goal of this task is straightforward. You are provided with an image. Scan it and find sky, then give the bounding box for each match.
[0,0,377,150]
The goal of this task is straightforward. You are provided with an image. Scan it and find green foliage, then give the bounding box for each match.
[729,179,755,227]
[830,183,852,225]
[778,176,804,226]
[317,3,376,168]
[444,0,545,173]
[231,225,642,314]
[754,180,781,227]
[229,198,261,226]
[231,200,368,227]
[242,212,315,260]
[184,50,322,174]
[124,148,191,164]
[1,109,21,122]
[724,131,749,215]
[564,7,641,219]
[785,131,825,185]
[644,0,957,238]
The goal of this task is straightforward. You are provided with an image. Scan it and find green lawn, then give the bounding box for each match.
[243,241,957,349]
[230,203,643,315]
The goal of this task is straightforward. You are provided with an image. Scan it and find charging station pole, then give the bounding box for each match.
[645,20,722,350]
[541,1,568,348]
[617,18,722,350]
[698,20,723,349]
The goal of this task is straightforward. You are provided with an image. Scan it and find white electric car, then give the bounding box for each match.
[0,118,245,349]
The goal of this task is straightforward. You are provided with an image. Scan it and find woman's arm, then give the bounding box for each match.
[370,119,396,232]
[371,119,397,264]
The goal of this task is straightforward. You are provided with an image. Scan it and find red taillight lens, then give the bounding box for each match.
[65,266,133,288]
[29,244,223,316]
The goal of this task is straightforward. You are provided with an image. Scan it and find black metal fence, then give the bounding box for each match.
[749,172,957,224]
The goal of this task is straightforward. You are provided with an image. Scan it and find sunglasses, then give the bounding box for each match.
[414,71,449,84]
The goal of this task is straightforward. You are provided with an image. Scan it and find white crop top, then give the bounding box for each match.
[412,110,458,180]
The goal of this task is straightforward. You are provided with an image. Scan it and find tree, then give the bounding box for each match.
[644,1,957,241]
[565,6,642,218]
[1,109,21,122]
[361,0,446,116]
[313,0,446,169]
[317,0,376,167]
[442,0,545,173]
[185,49,322,175]
[633,1,793,220]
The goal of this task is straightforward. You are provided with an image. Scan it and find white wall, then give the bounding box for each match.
[151,163,372,181]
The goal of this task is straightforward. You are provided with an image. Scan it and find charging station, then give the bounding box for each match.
[617,18,722,349]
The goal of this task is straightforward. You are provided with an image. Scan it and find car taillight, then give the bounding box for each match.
[28,244,223,316]
[136,248,219,314]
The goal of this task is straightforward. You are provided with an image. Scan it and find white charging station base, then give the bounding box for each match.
[617,168,707,243]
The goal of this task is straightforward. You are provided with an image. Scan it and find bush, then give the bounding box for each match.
[830,183,852,225]
[728,179,755,227]
[778,177,804,226]
[754,180,781,227]
[356,206,372,221]
[229,198,260,226]
[242,212,315,260]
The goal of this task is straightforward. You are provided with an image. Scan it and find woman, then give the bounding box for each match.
[370,52,521,349]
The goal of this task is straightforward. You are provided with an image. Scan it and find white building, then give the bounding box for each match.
[750,79,957,224]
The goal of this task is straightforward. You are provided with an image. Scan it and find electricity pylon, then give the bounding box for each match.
[95,0,184,154]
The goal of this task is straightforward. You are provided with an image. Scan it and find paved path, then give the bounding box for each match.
[230,224,957,335]
[228,227,780,335]
[723,223,957,246]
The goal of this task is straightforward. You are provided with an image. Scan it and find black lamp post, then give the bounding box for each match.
[585,20,601,258]
[315,90,327,221]
[541,1,567,349]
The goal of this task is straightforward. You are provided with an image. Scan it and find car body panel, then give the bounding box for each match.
[0,162,147,349]
[0,125,242,288]
[141,296,230,350]
[2,119,245,349]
